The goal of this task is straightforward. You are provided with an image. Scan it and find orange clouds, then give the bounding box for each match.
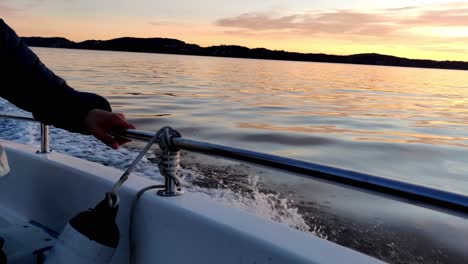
[213,2,468,61]
[216,11,398,36]
[216,3,468,38]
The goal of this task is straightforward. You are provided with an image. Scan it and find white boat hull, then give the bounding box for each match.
[0,140,380,263]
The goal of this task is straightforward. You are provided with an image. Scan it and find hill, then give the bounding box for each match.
[21,37,468,71]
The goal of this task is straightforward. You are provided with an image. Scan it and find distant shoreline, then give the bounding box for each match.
[23,36,468,71]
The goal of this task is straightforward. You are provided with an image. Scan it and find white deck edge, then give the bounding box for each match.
[0,140,382,264]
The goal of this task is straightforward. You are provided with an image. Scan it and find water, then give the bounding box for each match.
[1,47,468,263]
[31,48,468,193]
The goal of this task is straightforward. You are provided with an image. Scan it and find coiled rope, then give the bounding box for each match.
[157,127,182,188]
[128,126,182,264]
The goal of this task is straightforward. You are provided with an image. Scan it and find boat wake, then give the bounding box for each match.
[0,99,315,236]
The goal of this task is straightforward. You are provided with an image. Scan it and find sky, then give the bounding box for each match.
[2,0,468,61]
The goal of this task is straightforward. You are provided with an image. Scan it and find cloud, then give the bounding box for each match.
[401,8,468,27]
[216,10,399,36]
[217,13,299,31]
[215,2,468,38]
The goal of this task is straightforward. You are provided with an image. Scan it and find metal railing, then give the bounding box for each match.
[1,112,468,216]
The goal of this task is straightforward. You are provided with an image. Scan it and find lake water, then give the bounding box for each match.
[35,48,468,193]
[1,47,468,263]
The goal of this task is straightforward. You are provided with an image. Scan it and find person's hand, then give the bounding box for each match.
[85,109,135,149]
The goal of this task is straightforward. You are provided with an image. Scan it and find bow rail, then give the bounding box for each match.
[0,112,467,215]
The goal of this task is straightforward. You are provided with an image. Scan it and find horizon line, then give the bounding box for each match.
[23,34,468,65]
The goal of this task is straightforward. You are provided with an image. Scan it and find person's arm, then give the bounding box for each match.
[0,19,134,148]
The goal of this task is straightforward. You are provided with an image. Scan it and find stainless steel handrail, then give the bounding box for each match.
[1,112,468,215]
[120,129,468,215]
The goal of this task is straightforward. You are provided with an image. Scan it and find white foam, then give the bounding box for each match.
[0,98,314,234]
[179,168,314,234]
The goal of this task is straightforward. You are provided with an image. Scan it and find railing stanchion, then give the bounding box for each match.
[37,123,50,154]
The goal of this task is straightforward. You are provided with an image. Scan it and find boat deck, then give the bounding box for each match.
[0,205,56,263]
[0,140,381,263]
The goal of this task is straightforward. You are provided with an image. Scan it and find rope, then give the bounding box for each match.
[109,126,182,205]
[157,126,181,153]
[110,132,160,196]
[126,127,182,263]
[156,127,182,187]
[129,185,164,264]
[158,151,181,186]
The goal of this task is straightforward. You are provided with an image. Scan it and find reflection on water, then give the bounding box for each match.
[238,122,468,147]
[35,47,468,194]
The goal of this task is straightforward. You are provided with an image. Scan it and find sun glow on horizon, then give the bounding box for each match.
[418,27,468,38]
[2,0,468,62]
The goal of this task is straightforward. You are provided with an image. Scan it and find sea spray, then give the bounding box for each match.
[179,165,314,234]
[0,98,316,236]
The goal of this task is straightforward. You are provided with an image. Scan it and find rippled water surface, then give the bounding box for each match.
[34,47,468,193]
[3,47,468,263]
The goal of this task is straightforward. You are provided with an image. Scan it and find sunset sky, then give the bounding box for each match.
[2,0,468,61]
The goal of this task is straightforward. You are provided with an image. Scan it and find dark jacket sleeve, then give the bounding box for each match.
[0,19,111,134]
